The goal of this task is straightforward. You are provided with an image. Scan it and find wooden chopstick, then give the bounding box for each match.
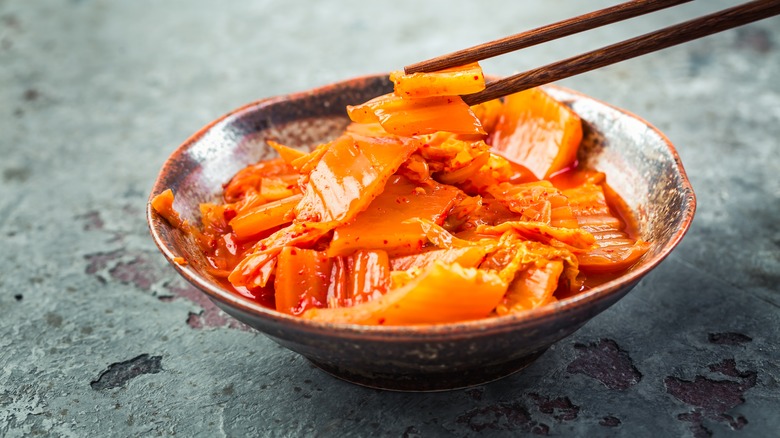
[461,0,780,105]
[405,0,693,74]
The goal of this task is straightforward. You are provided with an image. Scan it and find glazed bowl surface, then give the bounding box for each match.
[147,74,695,391]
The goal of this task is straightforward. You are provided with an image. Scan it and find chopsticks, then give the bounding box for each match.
[405,0,693,74]
[404,0,780,106]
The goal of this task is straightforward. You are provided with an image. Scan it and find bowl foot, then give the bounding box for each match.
[307,349,547,392]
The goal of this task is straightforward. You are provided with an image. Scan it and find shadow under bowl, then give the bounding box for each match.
[147,75,696,391]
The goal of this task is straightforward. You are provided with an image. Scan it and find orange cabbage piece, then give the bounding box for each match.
[301,261,506,325]
[389,62,486,98]
[492,87,583,179]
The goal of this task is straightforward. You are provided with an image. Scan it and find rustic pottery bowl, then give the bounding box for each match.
[147,74,695,391]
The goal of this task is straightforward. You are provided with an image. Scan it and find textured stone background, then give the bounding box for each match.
[1,1,778,436]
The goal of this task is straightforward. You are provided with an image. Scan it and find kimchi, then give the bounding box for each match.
[153,63,649,325]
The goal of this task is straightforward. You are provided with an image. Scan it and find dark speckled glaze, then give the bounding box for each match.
[147,75,696,391]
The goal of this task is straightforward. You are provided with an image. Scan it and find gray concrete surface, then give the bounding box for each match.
[1,1,778,436]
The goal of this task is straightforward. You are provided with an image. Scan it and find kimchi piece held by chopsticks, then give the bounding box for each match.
[347,62,488,137]
[390,62,486,98]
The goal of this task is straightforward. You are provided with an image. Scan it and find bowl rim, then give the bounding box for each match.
[147,74,696,338]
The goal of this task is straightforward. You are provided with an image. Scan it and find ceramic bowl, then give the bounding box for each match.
[147,75,696,391]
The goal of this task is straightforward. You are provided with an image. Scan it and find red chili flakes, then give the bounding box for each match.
[223,208,237,222]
